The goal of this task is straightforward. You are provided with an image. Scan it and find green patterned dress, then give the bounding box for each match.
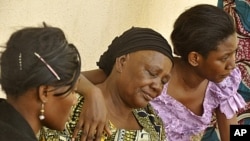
[38,94,167,141]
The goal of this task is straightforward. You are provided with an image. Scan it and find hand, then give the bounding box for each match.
[72,75,111,141]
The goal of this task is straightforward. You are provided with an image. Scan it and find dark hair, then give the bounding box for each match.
[0,26,81,97]
[97,27,174,75]
[171,4,235,61]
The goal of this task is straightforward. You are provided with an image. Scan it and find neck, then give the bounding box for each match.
[97,76,134,122]
[173,58,207,89]
[97,73,142,130]
[98,79,133,116]
[7,91,41,135]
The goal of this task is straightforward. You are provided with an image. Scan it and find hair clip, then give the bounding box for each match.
[19,53,22,70]
[34,52,61,80]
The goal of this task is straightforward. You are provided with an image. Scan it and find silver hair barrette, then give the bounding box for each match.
[19,53,22,70]
[34,52,61,80]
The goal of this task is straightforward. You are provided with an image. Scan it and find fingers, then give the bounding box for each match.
[82,123,104,141]
[71,87,108,141]
[87,124,99,141]
[72,119,84,140]
[104,122,112,136]
[72,121,110,141]
[93,124,105,141]
[80,122,101,141]
[73,122,109,141]
[80,123,90,141]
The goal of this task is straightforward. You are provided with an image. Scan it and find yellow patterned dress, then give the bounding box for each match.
[38,94,167,141]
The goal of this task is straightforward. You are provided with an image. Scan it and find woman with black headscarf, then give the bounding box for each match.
[39,27,174,141]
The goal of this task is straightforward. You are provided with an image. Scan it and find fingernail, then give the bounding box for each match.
[72,138,75,141]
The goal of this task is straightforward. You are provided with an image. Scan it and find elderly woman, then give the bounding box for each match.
[65,4,246,141]
[0,26,81,141]
[39,27,174,141]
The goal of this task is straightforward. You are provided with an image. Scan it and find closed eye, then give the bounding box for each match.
[147,69,170,85]
[149,71,157,77]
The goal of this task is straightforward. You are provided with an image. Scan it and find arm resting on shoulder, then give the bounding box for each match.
[81,69,107,84]
[72,70,110,141]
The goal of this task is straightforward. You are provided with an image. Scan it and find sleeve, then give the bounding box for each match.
[210,67,247,119]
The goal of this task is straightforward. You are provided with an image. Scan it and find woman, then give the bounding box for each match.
[73,4,246,141]
[150,4,246,141]
[201,1,250,140]
[39,27,174,141]
[218,0,250,119]
[0,26,81,141]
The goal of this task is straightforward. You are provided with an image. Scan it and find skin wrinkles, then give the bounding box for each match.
[116,50,172,109]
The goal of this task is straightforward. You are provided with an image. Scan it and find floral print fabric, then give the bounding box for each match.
[150,68,246,141]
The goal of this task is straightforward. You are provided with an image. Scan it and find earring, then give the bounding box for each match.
[39,103,45,120]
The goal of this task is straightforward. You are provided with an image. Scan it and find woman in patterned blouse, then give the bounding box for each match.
[39,27,174,141]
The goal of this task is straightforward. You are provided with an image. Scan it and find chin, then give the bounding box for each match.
[44,121,66,131]
[57,126,66,131]
[211,78,225,83]
[52,124,66,131]
[139,102,149,108]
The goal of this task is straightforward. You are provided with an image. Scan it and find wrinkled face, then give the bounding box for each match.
[117,50,172,108]
[197,33,238,83]
[42,85,77,131]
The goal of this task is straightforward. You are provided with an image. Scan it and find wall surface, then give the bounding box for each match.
[0,0,217,98]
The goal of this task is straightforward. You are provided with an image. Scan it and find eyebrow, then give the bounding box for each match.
[226,48,238,56]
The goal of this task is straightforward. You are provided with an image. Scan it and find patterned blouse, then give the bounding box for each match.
[38,94,166,141]
[150,67,246,141]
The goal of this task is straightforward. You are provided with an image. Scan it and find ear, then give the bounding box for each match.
[188,52,200,66]
[115,54,129,73]
[38,85,49,103]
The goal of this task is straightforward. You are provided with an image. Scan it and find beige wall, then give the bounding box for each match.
[0,0,217,98]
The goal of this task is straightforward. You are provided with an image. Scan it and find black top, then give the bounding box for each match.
[0,99,37,141]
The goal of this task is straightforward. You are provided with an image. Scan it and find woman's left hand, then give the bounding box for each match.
[72,75,111,141]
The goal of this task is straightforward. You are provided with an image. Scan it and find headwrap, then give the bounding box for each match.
[97,27,174,75]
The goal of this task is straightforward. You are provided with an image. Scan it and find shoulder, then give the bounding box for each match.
[208,68,246,119]
[0,119,37,141]
[209,67,242,98]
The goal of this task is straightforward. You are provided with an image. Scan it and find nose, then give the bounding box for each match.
[151,78,163,95]
[226,55,236,70]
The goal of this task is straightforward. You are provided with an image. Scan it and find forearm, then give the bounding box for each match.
[216,108,238,141]
[76,69,106,96]
[73,73,110,140]
[76,74,98,95]
[81,69,107,84]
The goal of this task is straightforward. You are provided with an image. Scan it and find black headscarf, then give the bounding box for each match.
[97,27,174,75]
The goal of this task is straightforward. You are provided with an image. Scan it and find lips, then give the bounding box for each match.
[142,92,153,101]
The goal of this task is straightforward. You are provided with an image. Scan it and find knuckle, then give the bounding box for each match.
[75,123,82,129]
[82,130,88,135]
[87,135,95,140]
